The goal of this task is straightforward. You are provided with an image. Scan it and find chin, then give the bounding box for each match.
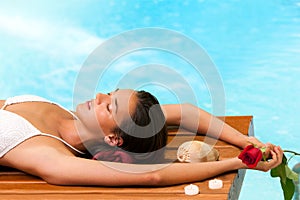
[75,104,84,118]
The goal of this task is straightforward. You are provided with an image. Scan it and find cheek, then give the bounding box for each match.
[94,109,114,133]
[94,109,106,123]
[84,114,100,132]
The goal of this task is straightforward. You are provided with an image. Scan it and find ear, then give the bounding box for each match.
[104,134,124,147]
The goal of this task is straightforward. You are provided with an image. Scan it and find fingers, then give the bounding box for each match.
[266,143,276,150]
[273,146,283,167]
[255,146,283,172]
[262,143,276,159]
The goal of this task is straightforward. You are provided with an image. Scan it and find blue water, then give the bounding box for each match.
[1,0,300,199]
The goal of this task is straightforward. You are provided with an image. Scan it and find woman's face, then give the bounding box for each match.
[76,89,138,138]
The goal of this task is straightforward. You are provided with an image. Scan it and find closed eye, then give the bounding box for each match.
[107,89,118,114]
[106,92,112,112]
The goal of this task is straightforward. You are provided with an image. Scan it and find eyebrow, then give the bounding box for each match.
[113,88,119,115]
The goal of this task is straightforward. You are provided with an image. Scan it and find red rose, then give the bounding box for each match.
[238,145,263,168]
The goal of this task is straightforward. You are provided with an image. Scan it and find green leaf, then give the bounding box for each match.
[260,146,267,161]
[281,178,295,200]
[282,154,288,165]
[270,154,297,200]
[285,165,299,182]
[260,146,266,153]
[271,162,287,184]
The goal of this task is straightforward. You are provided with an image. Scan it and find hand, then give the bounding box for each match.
[247,137,275,159]
[254,146,283,172]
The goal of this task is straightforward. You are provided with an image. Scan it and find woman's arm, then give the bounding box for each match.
[53,156,246,186]
[162,104,263,149]
[1,137,283,186]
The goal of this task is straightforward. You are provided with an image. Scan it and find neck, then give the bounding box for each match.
[57,118,93,151]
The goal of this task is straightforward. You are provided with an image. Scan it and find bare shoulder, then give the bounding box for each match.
[0,100,5,108]
[0,136,75,175]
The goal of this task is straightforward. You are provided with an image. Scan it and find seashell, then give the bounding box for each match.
[177,141,219,163]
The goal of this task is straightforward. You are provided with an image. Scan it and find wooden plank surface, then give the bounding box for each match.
[0,116,253,200]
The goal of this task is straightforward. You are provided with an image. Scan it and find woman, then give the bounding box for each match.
[0,89,167,164]
[0,89,282,186]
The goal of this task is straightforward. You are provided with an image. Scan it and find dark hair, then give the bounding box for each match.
[89,90,168,164]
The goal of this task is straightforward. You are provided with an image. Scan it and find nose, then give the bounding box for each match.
[95,93,110,105]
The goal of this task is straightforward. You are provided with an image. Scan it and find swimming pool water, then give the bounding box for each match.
[0,0,300,199]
